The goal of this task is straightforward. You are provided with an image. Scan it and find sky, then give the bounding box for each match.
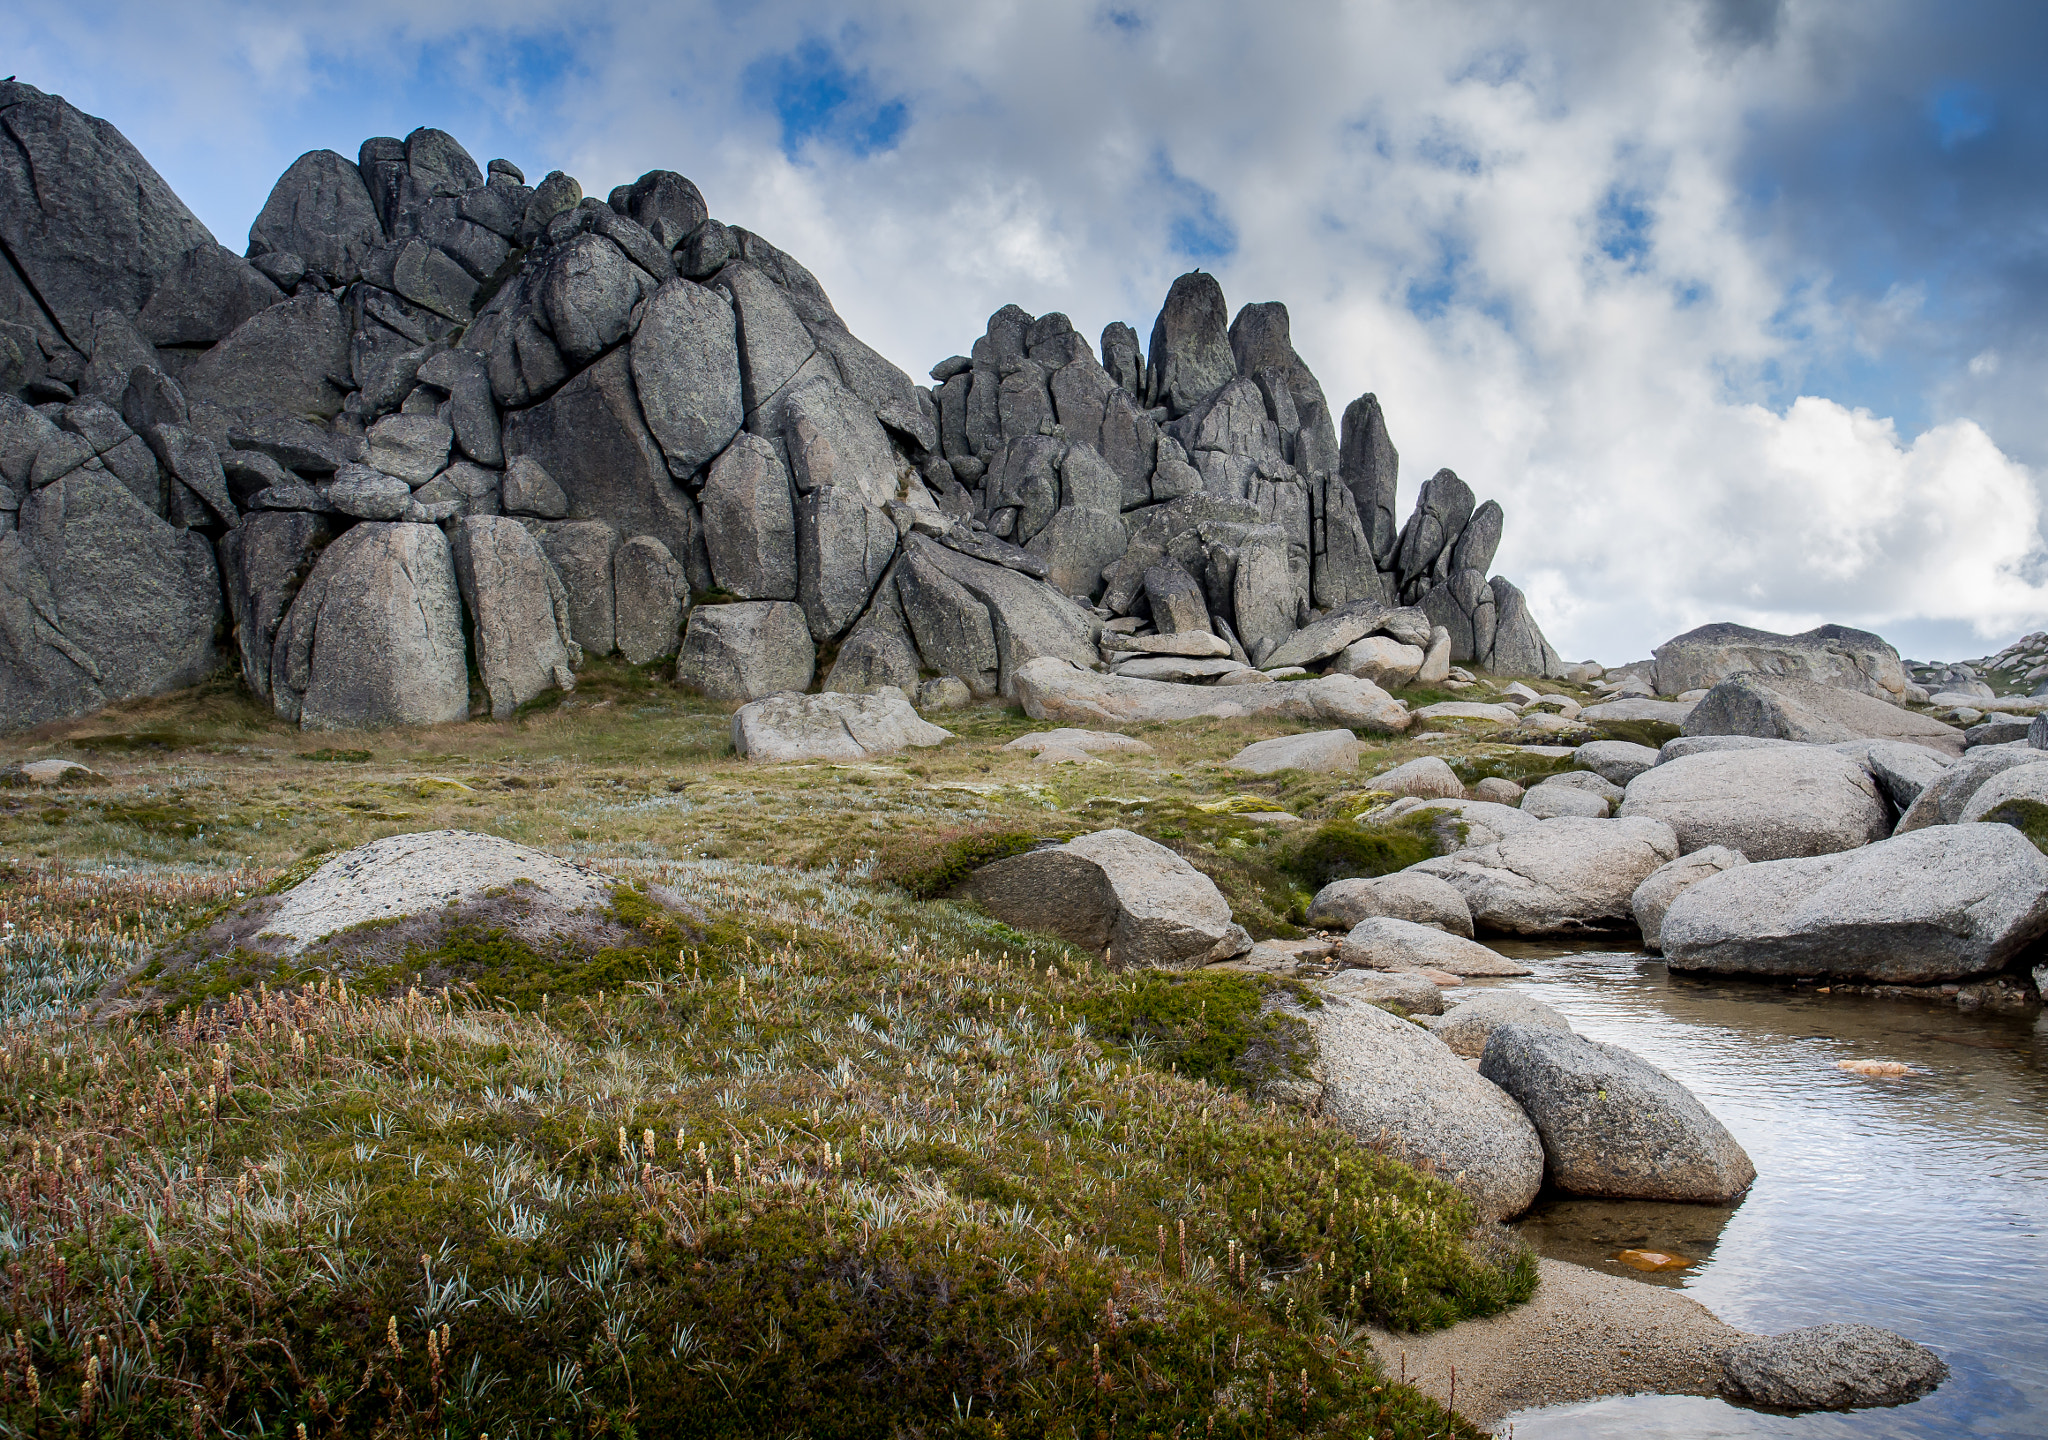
[11,0,2048,665]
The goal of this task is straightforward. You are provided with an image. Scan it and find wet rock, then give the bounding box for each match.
[965,827,1250,970]
[1481,1023,1756,1203]
[1721,1325,1948,1411]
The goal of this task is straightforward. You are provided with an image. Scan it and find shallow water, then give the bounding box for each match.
[1477,944,2048,1439]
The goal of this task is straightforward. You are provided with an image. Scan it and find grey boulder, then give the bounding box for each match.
[1336,916,1530,975]
[1721,1324,1948,1412]
[630,278,743,479]
[247,148,383,284]
[532,520,620,657]
[1893,746,2048,832]
[0,470,222,732]
[1317,967,1445,1015]
[698,433,797,600]
[1660,824,2048,983]
[216,510,333,701]
[1682,673,1961,756]
[1651,622,1913,704]
[1573,739,1661,786]
[1618,746,1889,861]
[270,522,470,730]
[1362,756,1464,799]
[1310,996,1544,1222]
[1412,816,1682,935]
[449,516,579,718]
[674,600,814,701]
[328,465,412,521]
[1433,991,1571,1060]
[1480,1023,1755,1202]
[611,535,686,665]
[178,293,353,420]
[1631,846,1748,952]
[1226,729,1361,775]
[964,827,1250,970]
[1015,657,1411,732]
[1306,871,1474,937]
[1521,782,1610,819]
[731,686,950,763]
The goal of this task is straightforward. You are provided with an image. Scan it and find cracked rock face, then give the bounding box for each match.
[0,82,1565,733]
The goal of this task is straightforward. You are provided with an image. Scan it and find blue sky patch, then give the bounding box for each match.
[1597,185,1653,267]
[1929,83,1994,150]
[1153,153,1236,262]
[742,40,909,161]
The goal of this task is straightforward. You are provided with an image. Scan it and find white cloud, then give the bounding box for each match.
[13,0,2046,662]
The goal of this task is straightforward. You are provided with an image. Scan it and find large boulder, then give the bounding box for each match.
[1631,846,1748,952]
[1309,995,1544,1222]
[1362,756,1465,799]
[1335,916,1530,976]
[674,600,814,700]
[1958,761,2048,826]
[699,432,797,600]
[178,293,354,419]
[1432,991,1570,1060]
[0,85,219,347]
[502,348,704,575]
[1,470,222,732]
[270,522,469,730]
[1364,796,1542,852]
[1573,740,1661,786]
[1306,872,1474,936]
[611,536,686,665]
[1014,657,1412,731]
[263,830,615,954]
[1660,824,2048,983]
[217,510,334,701]
[1144,272,1235,418]
[449,516,579,718]
[1317,967,1446,1015]
[1720,1325,1948,1412]
[1617,746,1890,861]
[911,540,1099,698]
[532,521,620,657]
[1411,816,1682,935]
[1479,1024,1756,1203]
[1226,729,1360,775]
[1837,738,1954,812]
[964,828,1250,969]
[1682,673,1961,756]
[731,686,952,763]
[246,149,384,285]
[1894,747,2048,832]
[1651,622,1912,703]
[629,278,744,480]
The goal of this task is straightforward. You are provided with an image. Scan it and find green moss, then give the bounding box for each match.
[1586,717,1683,748]
[303,747,371,763]
[1448,750,1579,786]
[1080,970,1318,1093]
[1280,812,1443,890]
[865,824,1051,899]
[1982,798,2048,853]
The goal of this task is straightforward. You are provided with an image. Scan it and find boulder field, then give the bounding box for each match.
[0,82,1566,734]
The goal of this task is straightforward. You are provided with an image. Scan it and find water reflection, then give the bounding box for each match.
[1473,943,2048,1439]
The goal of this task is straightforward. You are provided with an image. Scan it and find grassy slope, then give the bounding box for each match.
[0,661,1666,1438]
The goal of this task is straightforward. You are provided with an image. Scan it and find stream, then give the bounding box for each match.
[1473,943,2048,1438]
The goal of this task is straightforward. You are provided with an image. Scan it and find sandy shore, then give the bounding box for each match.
[1368,1257,1752,1428]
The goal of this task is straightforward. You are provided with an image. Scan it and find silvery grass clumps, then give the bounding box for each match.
[0,856,1525,1437]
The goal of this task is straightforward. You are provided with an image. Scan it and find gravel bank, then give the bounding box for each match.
[1367,1257,1752,1427]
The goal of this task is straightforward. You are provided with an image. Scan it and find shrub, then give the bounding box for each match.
[1280,814,1442,890]
[866,824,1049,898]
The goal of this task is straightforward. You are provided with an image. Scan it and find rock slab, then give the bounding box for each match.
[730,687,951,763]
[1721,1324,1948,1411]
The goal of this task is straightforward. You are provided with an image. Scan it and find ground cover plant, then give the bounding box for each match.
[3,662,1802,1437]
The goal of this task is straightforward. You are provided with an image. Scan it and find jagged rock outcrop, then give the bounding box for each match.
[0,83,1564,731]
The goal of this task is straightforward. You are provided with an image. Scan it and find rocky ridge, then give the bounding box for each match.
[0,83,1562,733]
